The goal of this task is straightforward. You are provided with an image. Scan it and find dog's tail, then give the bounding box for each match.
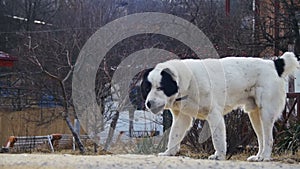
[274,52,300,78]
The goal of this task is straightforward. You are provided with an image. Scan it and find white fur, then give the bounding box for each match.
[145,52,299,161]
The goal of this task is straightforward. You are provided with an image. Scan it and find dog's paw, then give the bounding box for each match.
[208,154,225,160]
[247,155,264,162]
[158,149,177,156]
[158,152,171,156]
[263,158,272,162]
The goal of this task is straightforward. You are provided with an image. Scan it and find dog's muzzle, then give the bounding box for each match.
[146,100,165,114]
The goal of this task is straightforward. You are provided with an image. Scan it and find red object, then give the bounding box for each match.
[0,51,17,67]
[226,0,230,16]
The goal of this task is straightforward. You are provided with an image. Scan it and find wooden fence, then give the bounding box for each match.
[282,92,300,124]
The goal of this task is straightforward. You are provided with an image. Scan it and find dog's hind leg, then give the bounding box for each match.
[158,112,193,156]
[250,85,285,162]
[206,108,226,160]
[247,108,264,162]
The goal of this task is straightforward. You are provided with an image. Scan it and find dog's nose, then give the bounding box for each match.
[146,100,154,109]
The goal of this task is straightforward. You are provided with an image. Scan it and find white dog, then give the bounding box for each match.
[141,52,299,161]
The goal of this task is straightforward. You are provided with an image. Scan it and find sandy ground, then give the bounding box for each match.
[0,154,299,169]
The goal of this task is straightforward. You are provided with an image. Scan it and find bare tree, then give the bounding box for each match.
[0,0,121,153]
[255,0,300,55]
[29,49,85,153]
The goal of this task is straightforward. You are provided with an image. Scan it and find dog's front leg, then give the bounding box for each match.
[159,113,193,156]
[206,110,226,160]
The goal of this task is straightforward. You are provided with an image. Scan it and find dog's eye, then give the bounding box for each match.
[157,87,164,91]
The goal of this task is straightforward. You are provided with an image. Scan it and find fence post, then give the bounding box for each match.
[73,119,80,151]
[163,110,172,132]
[47,135,54,152]
[297,95,300,121]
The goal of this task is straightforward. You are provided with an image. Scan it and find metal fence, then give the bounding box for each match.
[0,86,62,110]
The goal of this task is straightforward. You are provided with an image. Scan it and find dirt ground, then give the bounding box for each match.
[0,154,299,169]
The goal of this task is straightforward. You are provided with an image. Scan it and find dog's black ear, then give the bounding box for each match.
[141,68,153,100]
[273,58,285,77]
[160,68,178,97]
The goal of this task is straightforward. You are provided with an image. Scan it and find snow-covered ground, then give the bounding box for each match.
[116,110,163,135]
[96,109,164,145]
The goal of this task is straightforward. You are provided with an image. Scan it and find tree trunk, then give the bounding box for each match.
[94,142,98,153]
[103,111,119,151]
[129,108,135,137]
[64,116,85,153]
[295,37,300,57]
[59,81,85,154]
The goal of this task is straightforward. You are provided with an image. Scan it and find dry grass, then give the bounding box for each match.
[40,142,299,164]
[3,140,299,165]
[1,108,299,164]
[178,144,300,164]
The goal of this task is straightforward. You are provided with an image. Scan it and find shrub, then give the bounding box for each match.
[276,122,300,155]
[182,108,256,158]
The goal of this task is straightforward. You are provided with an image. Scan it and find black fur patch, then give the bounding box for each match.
[141,68,153,100]
[295,54,300,61]
[273,58,285,77]
[160,69,178,97]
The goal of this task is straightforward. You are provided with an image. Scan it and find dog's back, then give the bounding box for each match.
[217,52,298,114]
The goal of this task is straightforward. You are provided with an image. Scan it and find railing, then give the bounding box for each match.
[1,134,91,153]
[282,92,300,124]
[0,86,62,110]
[2,134,62,153]
[126,130,160,138]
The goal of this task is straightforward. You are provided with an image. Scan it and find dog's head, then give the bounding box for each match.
[141,66,179,114]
